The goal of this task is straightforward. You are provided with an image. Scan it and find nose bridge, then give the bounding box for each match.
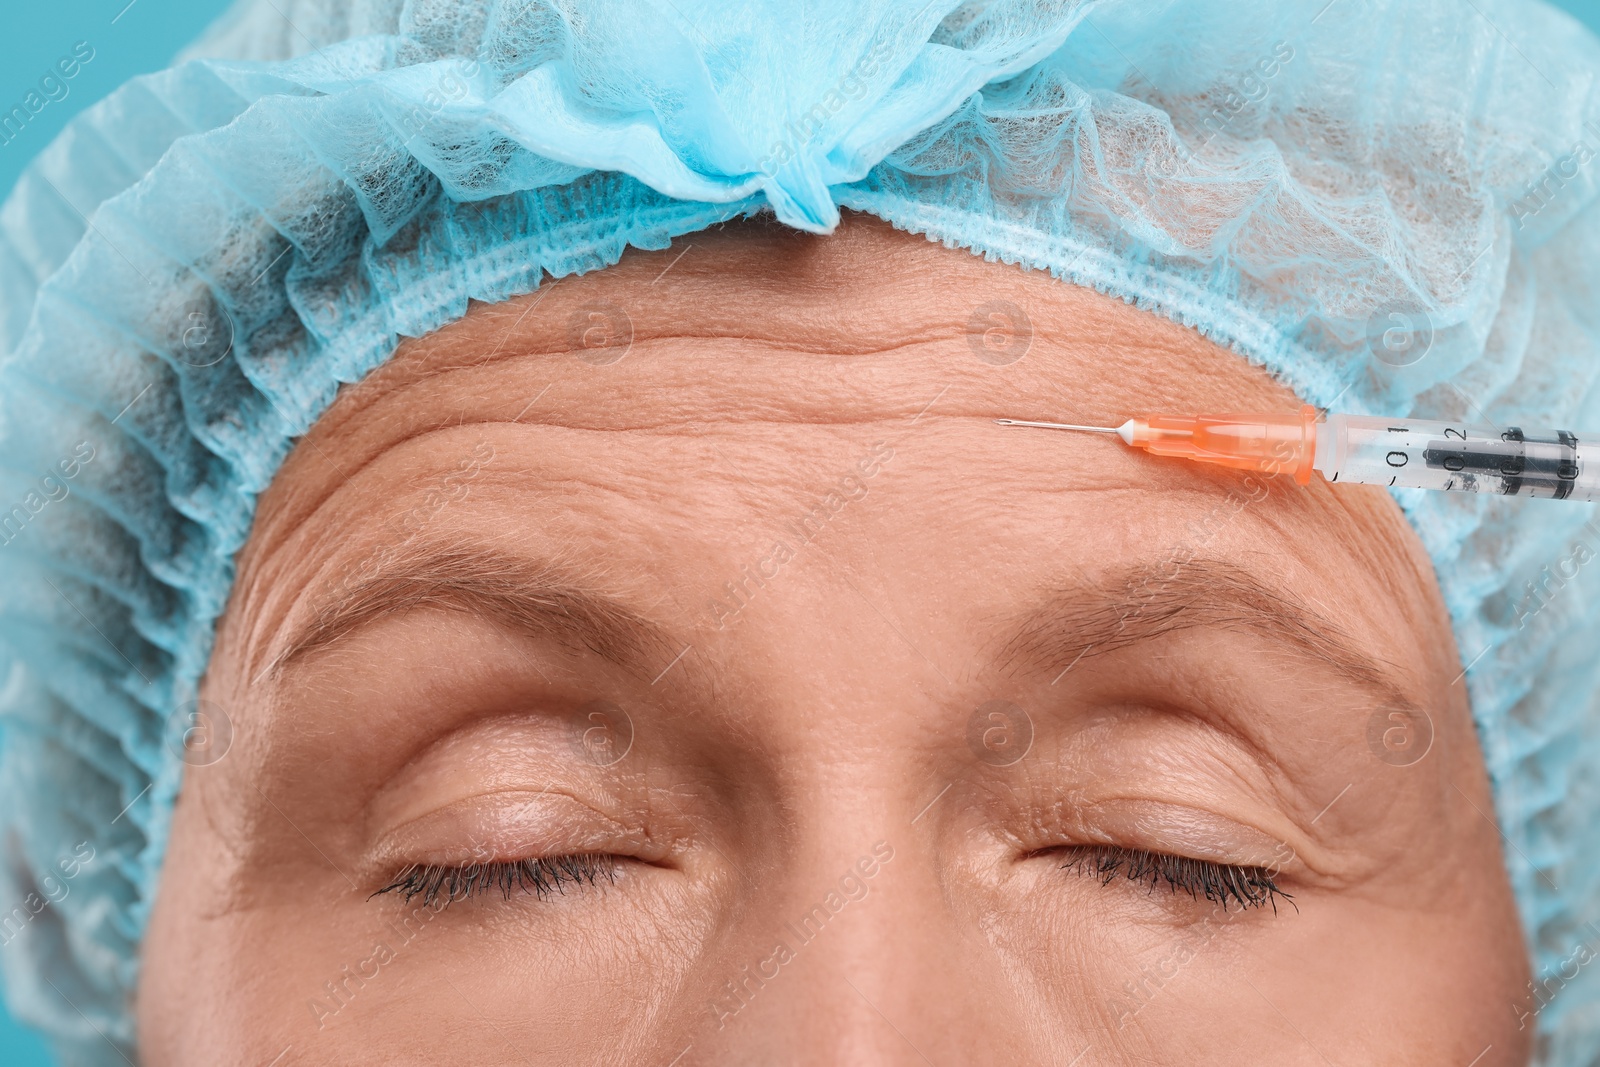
[702,833,1031,1067]
[706,885,923,1064]
[683,612,1034,1064]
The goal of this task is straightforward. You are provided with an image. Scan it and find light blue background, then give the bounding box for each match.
[2,0,1600,1062]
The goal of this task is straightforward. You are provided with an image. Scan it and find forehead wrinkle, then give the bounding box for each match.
[339,356,1073,440]
[332,304,1204,443]
[303,216,1292,464]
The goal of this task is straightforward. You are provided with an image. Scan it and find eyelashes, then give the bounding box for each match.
[371,846,1290,916]
[1061,845,1295,914]
[372,854,617,909]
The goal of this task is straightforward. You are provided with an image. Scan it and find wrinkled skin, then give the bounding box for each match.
[139,214,1530,1066]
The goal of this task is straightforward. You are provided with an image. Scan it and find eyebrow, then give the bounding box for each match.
[994,558,1403,696]
[269,542,683,682]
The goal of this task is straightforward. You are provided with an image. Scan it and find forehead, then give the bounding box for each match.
[272,211,1310,554]
[321,213,1299,435]
[239,214,1447,689]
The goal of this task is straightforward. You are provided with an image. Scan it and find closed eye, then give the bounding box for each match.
[1059,844,1296,914]
[371,854,619,908]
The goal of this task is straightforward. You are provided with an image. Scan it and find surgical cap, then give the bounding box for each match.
[1,0,1598,1062]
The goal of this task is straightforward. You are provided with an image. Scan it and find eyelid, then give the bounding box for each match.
[363,787,669,878]
[363,715,633,832]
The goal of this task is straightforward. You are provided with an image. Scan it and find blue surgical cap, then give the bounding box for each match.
[2,0,1599,1061]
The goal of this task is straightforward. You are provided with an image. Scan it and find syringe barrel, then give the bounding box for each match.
[1130,406,1319,484]
[1314,414,1600,500]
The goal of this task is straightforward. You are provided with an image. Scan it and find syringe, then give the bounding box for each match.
[995,405,1600,501]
